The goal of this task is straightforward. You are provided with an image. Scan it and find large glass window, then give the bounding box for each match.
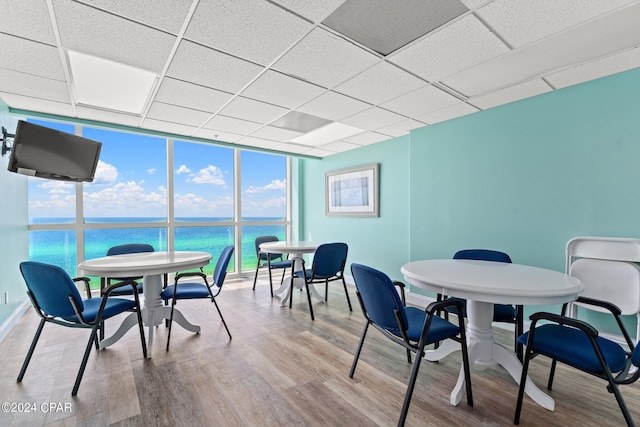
[241,225,287,271]
[82,127,167,223]
[174,226,234,275]
[241,151,286,220]
[29,229,77,274]
[173,140,234,221]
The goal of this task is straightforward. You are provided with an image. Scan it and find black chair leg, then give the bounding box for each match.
[514,347,533,424]
[304,280,314,321]
[72,325,99,396]
[398,342,424,427]
[213,299,232,340]
[547,359,558,390]
[341,277,353,311]
[166,299,176,351]
[252,260,261,290]
[17,318,46,382]
[515,304,524,362]
[133,293,147,358]
[349,321,370,378]
[268,267,274,297]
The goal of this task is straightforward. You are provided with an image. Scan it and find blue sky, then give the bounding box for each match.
[27,119,287,219]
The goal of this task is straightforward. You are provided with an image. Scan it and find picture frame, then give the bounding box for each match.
[325,163,379,217]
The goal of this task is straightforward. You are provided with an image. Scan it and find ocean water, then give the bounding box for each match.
[29,217,286,287]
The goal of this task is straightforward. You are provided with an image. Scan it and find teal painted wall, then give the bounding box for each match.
[298,135,410,282]
[0,104,29,326]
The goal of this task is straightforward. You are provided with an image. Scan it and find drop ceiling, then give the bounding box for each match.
[1,0,639,158]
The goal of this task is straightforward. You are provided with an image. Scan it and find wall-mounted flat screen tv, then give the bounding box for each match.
[7,120,102,182]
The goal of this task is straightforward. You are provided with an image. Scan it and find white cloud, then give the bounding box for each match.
[176,164,191,174]
[83,180,166,214]
[189,165,226,186]
[147,168,156,174]
[89,160,118,185]
[245,179,286,193]
[38,180,73,194]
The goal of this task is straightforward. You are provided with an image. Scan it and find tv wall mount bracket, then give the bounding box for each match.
[2,127,14,157]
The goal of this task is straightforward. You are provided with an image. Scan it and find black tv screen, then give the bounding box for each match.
[7,120,102,182]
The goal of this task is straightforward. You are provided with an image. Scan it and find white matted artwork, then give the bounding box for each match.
[325,163,379,217]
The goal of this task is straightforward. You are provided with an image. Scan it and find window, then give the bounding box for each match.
[241,151,287,220]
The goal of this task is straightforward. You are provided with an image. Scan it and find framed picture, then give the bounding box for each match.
[326,163,379,217]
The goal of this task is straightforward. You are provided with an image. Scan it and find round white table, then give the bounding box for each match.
[401,259,584,410]
[259,241,324,306]
[78,251,212,357]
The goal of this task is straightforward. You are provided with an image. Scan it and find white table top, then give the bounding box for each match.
[78,250,212,278]
[401,259,584,305]
[259,241,319,254]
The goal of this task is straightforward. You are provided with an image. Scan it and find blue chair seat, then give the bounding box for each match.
[108,282,144,296]
[64,297,137,323]
[494,303,518,322]
[293,269,331,280]
[270,260,292,269]
[402,307,461,343]
[518,324,627,374]
[161,282,210,300]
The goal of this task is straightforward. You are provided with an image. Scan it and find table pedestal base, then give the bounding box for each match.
[272,256,325,306]
[99,274,200,357]
[424,300,554,410]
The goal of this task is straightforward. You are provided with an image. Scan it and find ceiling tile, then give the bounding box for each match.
[235,136,280,149]
[342,131,391,145]
[340,107,406,130]
[269,111,331,133]
[0,92,75,117]
[297,91,371,121]
[545,47,640,89]
[380,85,460,118]
[271,0,346,23]
[75,106,142,127]
[476,0,637,48]
[0,69,70,103]
[192,128,243,143]
[219,97,289,124]
[147,102,212,127]
[167,40,264,94]
[1,0,56,45]
[185,0,313,65]
[388,14,510,82]
[80,0,194,34]
[52,0,176,73]
[270,142,312,154]
[469,79,552,110]
[241,70,326,109]
[155,77,233,114]
[0,34,66,81]
[273,27,379,88]
[319,140,361,153]
[300,147,334,157]
[375,119,426,137]
[141,118,198,136]
[414,102,478,124]
[249,126,302,142]
[334,61,426,105]
[203,115,262,135]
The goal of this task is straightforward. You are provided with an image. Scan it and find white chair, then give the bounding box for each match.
[566,237,640,342]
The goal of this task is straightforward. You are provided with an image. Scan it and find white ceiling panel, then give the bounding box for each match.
[388,14,510,82]
[545,48,640,89]
[0,34,66,81]
[241,70,326,109]
[147,102,212,127]
[1,0,56,45]
[141,118,198,137]
[186,0,313,66]
[249,126,302,142]
[319,140,361,153]
[52,0,176,73]
[219,97,289,124]
[375,119,426,137]
[270,142,312,154]
[0,92,75,117]
[334,62,425,105]
[80,0,194,35]
[167,40,265,94]
[75,105,142,127]
[340,107,406,130]
[342,131,391,145]
[297,91,371,121]
[380,85,461,118]
[235,136,280,149]
[274,27,379,88]
[155,78,233,114]
[477,0,637,48]
[193,128,243,143]
[301,147,335,157]
[0,69,70,103]
[415,102,478,124]
[203,115,262,135]
[271,0,346,23]
[469,79,552,110]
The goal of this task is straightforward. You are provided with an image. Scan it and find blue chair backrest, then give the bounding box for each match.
[351,263,408,334]
[254,236,280,261]
[213,246,235,288]
[107,243,155,256]
[453,249,511,263]
[20,261,84,318]
[312,243,348,277]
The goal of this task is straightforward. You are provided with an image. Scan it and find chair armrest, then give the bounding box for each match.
[392,281,406,306]
[175,271,207,282]
[102,280,141,297]
[575,296,622,316]
[529,311,599,337]
[426,298,465,318]
[73,276,92,299]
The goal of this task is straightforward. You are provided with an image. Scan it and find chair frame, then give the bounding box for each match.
[252,236,291,297]
[349,265,473,427]
[18,274,147,396]
[515,296,640,426]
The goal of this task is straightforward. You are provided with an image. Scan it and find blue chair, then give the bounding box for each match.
[102,243,155,296]
[293,242,351,321]
[17,261,147,396]
[514,298,640,426]
[349,263,472,426]
[443,249,524,359]
[252,236,292,297]
[161,245,234,350]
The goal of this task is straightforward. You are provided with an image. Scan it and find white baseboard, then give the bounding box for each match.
[0,299,30,344]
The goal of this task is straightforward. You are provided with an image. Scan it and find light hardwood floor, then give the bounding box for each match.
[1,275,638,426]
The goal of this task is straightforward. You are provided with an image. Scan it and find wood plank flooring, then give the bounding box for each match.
[1,276,638,426]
